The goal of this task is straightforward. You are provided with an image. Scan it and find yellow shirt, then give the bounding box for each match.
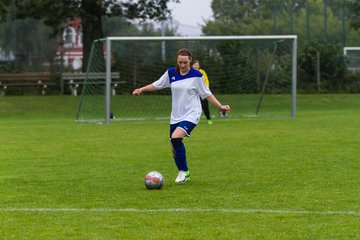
[199,69,209,88]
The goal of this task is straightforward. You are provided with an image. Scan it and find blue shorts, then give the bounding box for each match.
[170,121,197,138]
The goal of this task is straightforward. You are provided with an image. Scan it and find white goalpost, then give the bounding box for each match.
[76,35,297,124]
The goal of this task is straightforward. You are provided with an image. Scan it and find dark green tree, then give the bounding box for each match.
[202,0,357,93]
[346,0,360,30]
[0,1,57,72]
[0,0,179,71]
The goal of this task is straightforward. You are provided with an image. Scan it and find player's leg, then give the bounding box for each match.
[170,121,196,183]
[170,125,188,173]
[201,98,212,124]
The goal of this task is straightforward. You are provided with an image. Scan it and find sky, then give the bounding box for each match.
[168,0,213,36]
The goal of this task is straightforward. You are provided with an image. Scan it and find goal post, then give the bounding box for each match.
[77,35,297,124]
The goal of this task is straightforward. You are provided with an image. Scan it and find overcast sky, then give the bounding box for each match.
[168,0,213,35]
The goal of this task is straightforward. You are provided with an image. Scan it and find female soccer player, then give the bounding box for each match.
[132,48,230,183]
[192,60,212,124]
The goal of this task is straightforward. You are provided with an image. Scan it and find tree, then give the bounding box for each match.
[1,0,179,71]
[204,0,358,44]
[0,1,57,72]
[346,0,360,30]
[203,0,357,93]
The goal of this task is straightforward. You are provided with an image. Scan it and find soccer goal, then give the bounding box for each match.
[76,35,297,124]
[343,47,360,74]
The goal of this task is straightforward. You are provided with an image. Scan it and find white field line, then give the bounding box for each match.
[0,208,360,216]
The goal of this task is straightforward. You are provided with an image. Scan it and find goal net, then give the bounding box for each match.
[76,36,297,124]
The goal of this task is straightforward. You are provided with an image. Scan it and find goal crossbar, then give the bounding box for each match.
[104,35,297,41]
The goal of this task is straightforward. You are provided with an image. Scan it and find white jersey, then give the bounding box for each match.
[152,67,212,124]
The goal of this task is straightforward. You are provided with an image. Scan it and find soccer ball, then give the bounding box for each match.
[144,171,164,190]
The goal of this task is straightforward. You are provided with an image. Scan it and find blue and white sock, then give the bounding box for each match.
[171,138,188,171]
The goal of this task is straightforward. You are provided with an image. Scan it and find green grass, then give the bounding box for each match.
[0,94,360,239]
[78,93,294,121]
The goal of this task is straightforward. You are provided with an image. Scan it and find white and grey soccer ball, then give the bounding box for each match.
[144,171,164,190]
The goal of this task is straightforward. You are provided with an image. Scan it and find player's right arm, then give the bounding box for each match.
[132,84,156,96]
[133,70,170,96]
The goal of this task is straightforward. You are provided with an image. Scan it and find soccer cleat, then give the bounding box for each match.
[207,120,213,125]
[175,170,190,183]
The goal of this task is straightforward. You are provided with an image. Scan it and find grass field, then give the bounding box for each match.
[0,94,359,239]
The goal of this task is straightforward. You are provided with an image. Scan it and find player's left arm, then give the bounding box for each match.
[206,95,230,113]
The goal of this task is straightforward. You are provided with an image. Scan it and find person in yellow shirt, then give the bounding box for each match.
[192,60,213,124]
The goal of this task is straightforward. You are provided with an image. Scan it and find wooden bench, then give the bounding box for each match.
[61,72,125,96]
[0,72,55,96]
